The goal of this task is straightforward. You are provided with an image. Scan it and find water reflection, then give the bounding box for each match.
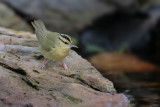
[101,71,160,107]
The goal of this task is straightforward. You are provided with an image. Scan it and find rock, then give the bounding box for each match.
[103,0,134,7]
[0,2,33,32]
[135,0,160,10]
[77,94,128,107]
[0,27,128,107]
[89,52,160,72]
[2,0,160,35]
[2,0,115,34]
[89,52,160,107]
[102,0,160,10]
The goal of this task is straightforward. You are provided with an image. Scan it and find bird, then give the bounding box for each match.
[31,20,78,70]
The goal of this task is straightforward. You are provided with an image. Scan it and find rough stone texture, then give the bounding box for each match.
[0,27,128,107]
[0,2,33,32]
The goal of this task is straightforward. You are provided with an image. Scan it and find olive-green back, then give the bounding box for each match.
[31,20,59,51]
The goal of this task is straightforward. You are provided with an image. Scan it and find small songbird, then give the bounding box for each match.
[31,20,78,70]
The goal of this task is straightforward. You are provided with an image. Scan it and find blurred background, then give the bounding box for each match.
[0,0,160,106]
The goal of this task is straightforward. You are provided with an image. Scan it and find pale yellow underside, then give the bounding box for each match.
[40,46,70,61]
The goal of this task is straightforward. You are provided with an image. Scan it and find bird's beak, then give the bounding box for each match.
[69,44,78,48]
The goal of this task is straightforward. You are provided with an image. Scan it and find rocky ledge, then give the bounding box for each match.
[0,27,128,107]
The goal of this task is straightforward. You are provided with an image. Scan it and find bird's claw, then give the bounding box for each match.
[40,64,46,69]
[41,59,47,69]
[61,61,68,71]
[63,63,68,71]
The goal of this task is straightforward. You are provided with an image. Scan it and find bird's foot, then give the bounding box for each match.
[61,61,68,71]
[0,38,9,53]
[41,64,45,69]
[41,59,47,69]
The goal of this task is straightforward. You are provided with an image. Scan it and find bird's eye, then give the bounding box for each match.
[64,41,68,44]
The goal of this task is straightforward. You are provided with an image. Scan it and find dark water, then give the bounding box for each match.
[101,71,160,107]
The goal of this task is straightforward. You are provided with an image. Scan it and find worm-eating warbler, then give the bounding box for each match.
[31,20,78,70]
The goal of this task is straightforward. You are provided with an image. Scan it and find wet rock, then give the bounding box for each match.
[0,27,128,107]
[0,2,33,32]
[90,52,159,72]
[89,52,160,106]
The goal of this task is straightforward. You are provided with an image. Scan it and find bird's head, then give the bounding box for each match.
[58,34,78,48]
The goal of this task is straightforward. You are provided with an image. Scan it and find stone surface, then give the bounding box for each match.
[0,27,128,107]
[77,94,128,107]
[2,0,160,35]
[0,2,33,32]
[2,0,115,34]
[101,0,160,10]
[90,52,160,72]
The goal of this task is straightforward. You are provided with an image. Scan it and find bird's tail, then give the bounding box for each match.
[31,20,47,31]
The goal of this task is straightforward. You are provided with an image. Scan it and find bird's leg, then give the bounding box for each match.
[61,61,68,70]
[0,38,10,53]
[41,58,47,69]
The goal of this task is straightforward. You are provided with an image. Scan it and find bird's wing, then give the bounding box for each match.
[36,30,59,51]
[31,20,59,51]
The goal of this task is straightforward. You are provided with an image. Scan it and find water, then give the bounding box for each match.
[101,71,160,107]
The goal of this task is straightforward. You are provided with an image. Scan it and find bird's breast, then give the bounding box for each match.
[40,46,70,61]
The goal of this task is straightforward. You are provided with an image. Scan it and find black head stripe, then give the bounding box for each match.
[60,34,71,43]
[58,36,69,44]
